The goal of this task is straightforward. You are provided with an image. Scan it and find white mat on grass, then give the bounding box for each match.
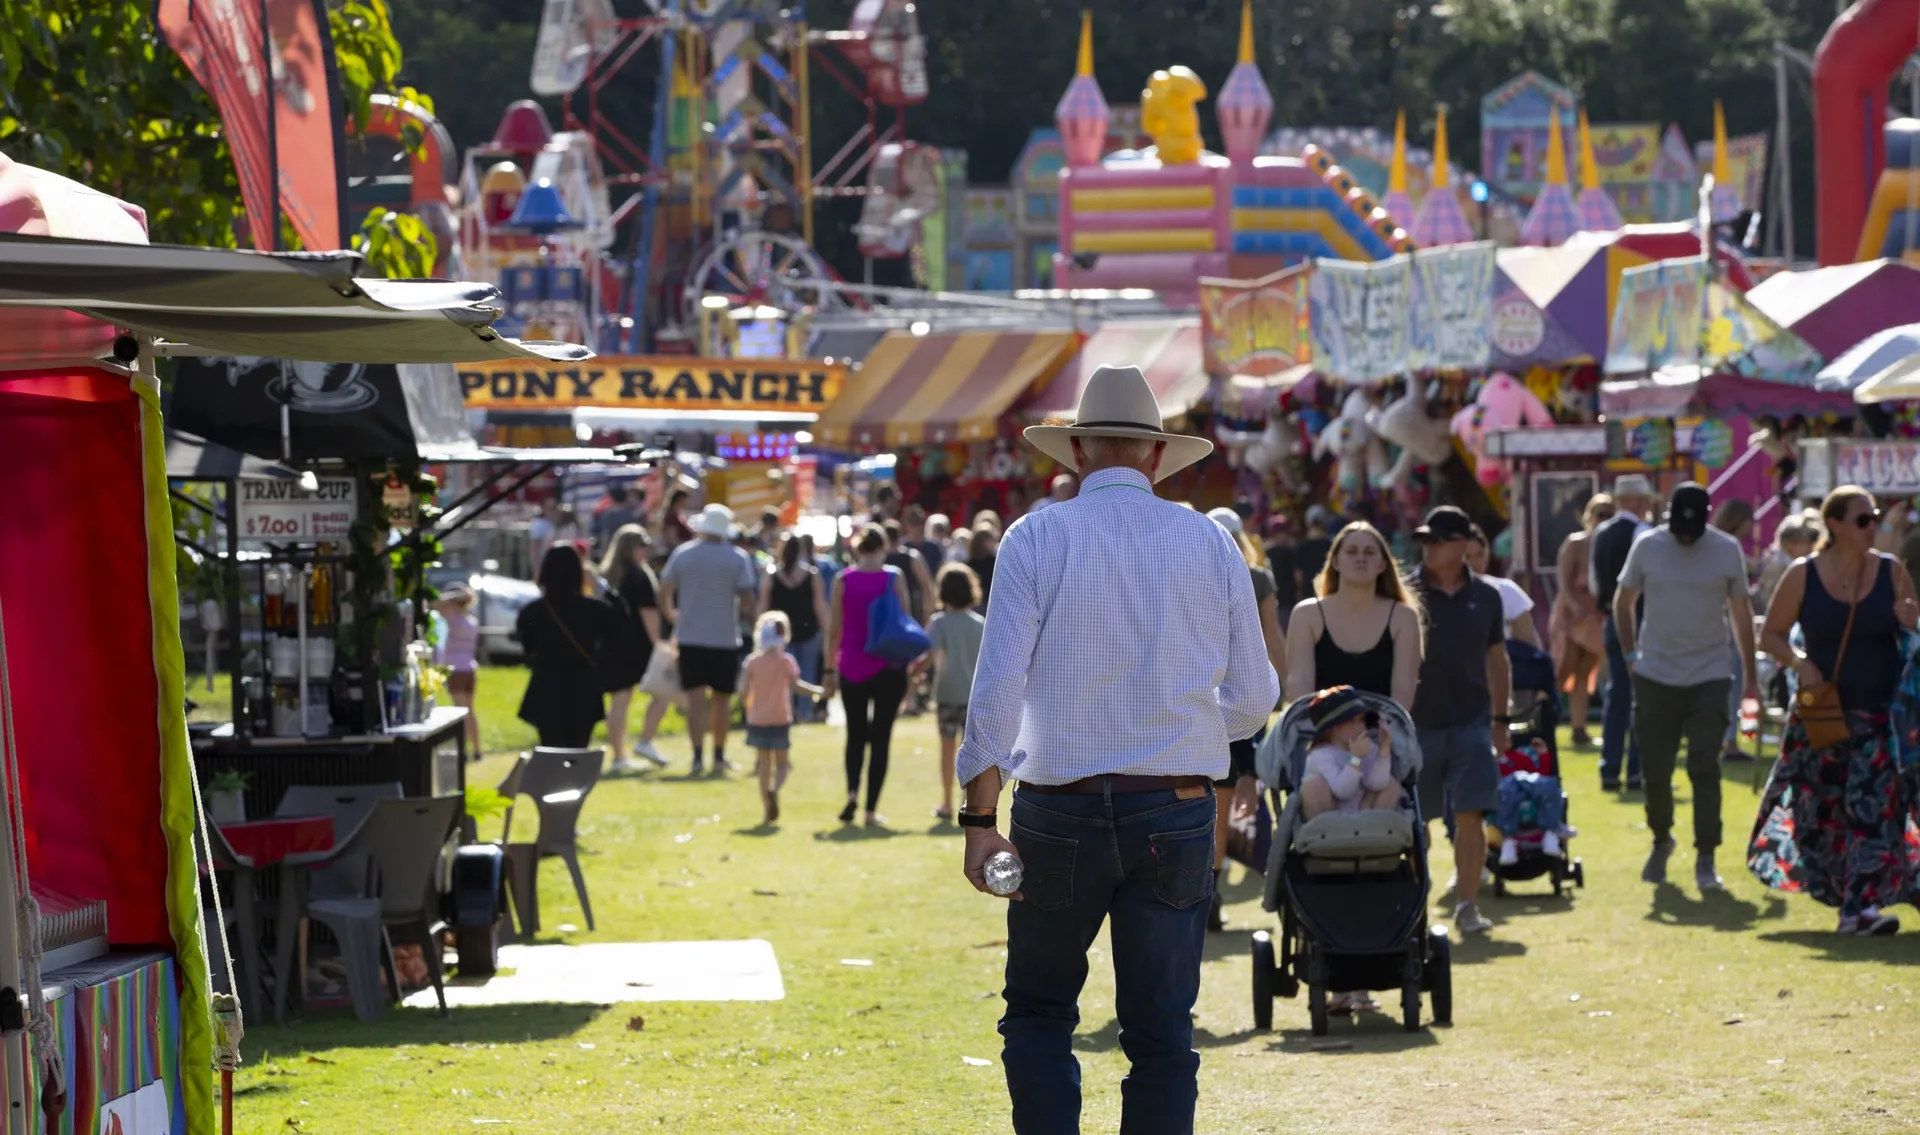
[402,939,784,1008]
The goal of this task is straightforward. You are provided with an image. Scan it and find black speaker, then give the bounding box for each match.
[449,844,506,976]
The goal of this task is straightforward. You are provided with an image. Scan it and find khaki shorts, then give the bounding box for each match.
[936,703,968,740]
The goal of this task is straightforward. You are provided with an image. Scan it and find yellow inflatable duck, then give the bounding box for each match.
[1141,65,1207,166]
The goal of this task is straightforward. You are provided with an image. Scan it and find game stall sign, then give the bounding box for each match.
[458,357,848,415]
[1309,242,1495,382]
[1198,266,1311,377]
[236,474,359,541]
[1797,438,1920,501]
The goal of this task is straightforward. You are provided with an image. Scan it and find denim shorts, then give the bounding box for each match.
[1415,717,1500,821]
[745,724,791,750]
[935,703,968,740]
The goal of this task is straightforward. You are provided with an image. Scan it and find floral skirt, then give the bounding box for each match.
[1747,708,1920,916]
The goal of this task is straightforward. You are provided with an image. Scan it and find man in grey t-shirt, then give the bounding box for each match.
[1614,483,1757,892]
[660,504,759,774]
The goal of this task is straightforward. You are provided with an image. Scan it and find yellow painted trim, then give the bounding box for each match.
[1070,185,1215,212]
[1072,227,1215,254]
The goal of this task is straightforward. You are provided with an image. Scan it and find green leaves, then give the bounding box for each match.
[354,207,438,279]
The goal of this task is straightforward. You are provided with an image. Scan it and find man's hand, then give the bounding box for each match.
[962,826,1023,901]
[1491,721,1511,753]
[1229,775,1259,822]
[1743,668,1760,701]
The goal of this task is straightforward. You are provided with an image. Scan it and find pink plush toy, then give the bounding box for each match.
[1450,372,1553,487]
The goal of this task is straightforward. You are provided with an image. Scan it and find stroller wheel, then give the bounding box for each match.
[1402,982,1421,1032]
[1308,981,1329,1037]
[1492,874,1507,898]
[1573,858,1586,888]
[1251,932,1276,1031]
[1427,926,1453,1025]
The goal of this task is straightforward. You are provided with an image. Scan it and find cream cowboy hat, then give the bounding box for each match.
[1022,364,1212,484]
[691,502,735,538]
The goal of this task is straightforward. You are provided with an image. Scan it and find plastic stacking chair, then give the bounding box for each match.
[501,748,604,935]
[275,783,404,840]
[287,795,462,1020]
[201,819,265,1024]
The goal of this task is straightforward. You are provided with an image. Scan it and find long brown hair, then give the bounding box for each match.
[1815,485,1876,552]
[598,524,655,593]
[1316,521,1415,607]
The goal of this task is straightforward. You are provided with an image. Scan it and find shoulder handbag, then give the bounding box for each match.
[1797,559,1870,750]
[545,598,622,694]
[864,566,932,664]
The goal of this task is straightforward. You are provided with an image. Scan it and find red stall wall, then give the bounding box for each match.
[0,367,173,947]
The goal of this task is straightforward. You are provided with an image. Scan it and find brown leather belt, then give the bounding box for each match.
[1019,774,1214,796]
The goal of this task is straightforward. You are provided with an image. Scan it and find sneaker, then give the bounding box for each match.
[1625,776,1645,791]
[1540,831,1564,859]
[1641,838,1677,883]
[690,757,705,777]
[1498,839,1520,866]
[611,756,641,774]
[1695,858,1724,892]
[634,739,669,768]
[1601,776,1622,791]
[711,757,735,777]
[1842,909,1901,936]
[1453,900,1493,935]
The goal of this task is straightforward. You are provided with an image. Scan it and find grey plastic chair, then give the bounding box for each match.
[501,748,603,935]
[275,783,404,839]
[201,819,264,1024]
[285,795,462,1020]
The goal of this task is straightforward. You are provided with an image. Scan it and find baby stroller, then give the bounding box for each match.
[1249,691,1451,1035]
[1486,638,1586,898]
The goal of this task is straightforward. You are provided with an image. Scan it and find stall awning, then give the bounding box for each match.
[164,430,297,480]
[1025,319,1207,420]
[0,232,591,364]
[816,330,1076,448]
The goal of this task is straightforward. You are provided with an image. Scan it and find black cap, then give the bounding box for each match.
[1668,482,1710,539]
[1413,505,1474,543]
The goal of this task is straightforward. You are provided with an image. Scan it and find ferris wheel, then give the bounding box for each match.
[681,228,848,326]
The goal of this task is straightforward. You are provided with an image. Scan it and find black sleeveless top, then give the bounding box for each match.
[1802,556,1900,714]
[1312,599,1396,698]
[768,568,821,642]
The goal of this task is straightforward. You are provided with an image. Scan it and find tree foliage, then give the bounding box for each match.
[0,0,438,269]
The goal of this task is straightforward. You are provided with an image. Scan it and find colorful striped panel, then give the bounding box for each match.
[0,989,75,1135]
[66,954,181,1135]
[1070,228,1215,254]
[1026,320,1189,418]
[1229,188,1394,259]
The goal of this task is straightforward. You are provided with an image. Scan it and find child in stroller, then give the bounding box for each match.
[1485,638,1586,896]
[1249,687,1451,1035]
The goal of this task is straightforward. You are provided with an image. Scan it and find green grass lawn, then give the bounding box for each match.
[230,698,1920,1134]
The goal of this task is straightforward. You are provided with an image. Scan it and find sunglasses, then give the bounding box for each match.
[1852,510,1882,530]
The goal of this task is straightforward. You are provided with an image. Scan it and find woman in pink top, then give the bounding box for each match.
[434,587,483,759]
[743,611,824,824]
[824,524,913,826]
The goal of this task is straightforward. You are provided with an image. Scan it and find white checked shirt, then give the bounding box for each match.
[954,466,1279,786]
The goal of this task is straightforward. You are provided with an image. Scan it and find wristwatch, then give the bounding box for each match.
[958,808,997,829]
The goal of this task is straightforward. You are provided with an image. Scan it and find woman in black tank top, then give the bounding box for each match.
[760,534,831,722]
[1284,521,1422,709]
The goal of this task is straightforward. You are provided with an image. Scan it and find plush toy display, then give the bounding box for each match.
[1450,371,1553,487]
[1368,380,1455,489]
[1314,389,1390,493]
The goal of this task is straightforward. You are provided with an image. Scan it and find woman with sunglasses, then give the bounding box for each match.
[1753,485,1920,935]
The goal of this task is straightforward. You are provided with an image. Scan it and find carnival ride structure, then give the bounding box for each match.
[1053,3,1410,304]
[1813,0,1920,264]
[453,0,944,355]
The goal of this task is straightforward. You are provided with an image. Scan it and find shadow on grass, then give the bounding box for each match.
[1758,929,1920,965]
[1718,753,1773,789]
[243,1003,606,1059]
[732,823,779,837]
[1451,935,1526,964]
[1263,1019,1441,1051]
[1485,891,1576,918]
[1072,1019,1267,1052]
[1643,882,1786,931]
[813,824,903,842]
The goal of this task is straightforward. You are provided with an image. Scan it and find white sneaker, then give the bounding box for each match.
[633,739,669,768]
[1541,831,1564,858]
[611,756,641,774]
[1453,900,1493,935]
[1498,840,1520,866]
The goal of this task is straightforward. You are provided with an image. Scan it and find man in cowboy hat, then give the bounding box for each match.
[955,364,1278,1134]
[1589,474,1659,790]
[659,503,758,775]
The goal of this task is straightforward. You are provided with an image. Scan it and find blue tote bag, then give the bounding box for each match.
[865,566,931,664]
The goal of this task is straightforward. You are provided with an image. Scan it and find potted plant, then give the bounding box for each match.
[207,769,250,825]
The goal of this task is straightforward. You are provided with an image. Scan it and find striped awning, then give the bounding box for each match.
[1026,318,1208,420]
[816,330,1076,449]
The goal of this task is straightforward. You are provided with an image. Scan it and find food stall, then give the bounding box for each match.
[0,154,591,1133]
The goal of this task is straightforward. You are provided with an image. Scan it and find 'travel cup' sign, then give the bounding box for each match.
[456,357,847,414]
[237,476,357,542]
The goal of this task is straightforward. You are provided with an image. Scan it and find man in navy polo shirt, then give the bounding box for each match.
[1411,506,1511,937]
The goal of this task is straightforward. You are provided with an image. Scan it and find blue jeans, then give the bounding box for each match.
[787,634,823,723]
[1001,786,1215,1135]
[1601,616,1642,782]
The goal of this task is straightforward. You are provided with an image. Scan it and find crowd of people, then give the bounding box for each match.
[462,367,1920,1130]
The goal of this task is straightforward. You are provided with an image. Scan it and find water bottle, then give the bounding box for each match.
[984,850,1024,896]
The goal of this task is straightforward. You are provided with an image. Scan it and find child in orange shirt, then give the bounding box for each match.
[743,611,824,824]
